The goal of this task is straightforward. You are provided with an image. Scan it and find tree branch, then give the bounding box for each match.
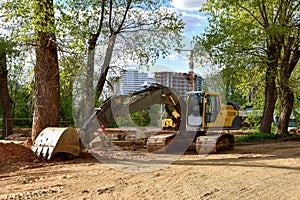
[236,2,264,28]
[108,0,114,33]
[259,1,269,28]
[286,1,300,24]
[96,0,106,36]
[273,0,283,23]
[116,0,132,33]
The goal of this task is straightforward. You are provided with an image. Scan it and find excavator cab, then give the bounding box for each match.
[186,91,222,130]
[186,91,204,128]
[186,91,240,131]
[185,91,243,154]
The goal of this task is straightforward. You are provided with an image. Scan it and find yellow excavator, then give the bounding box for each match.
[32,83,241,159]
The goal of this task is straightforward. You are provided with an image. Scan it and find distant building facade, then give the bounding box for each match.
[117,68,203,97]
[154,71,203,97]
[119,69,154,94]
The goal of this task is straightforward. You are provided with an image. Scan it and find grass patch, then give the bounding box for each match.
[235,131,300,143]
[235,132,281,143]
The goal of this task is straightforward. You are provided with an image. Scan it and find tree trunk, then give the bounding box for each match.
[260,68,277,133]
[84,0,105,118]
[276,85,294,135]
[84,35,97,122]
[95,33,117,102]
[275,43,300,135]
[31,0,60,142]
[0,45,13,138]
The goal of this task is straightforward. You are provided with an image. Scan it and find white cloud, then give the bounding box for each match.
[180,11,207,33]
[168,52,179,61]
[170,0,207,11]
[181,12,206,23]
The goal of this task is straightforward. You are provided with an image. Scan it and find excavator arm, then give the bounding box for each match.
[95,83,184,129]
[79,83,185,145]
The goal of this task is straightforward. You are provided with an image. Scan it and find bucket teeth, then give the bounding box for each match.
[31,146,37,154]
[42,147,49,158]
[36,147,44,157]
[47,147,54,160]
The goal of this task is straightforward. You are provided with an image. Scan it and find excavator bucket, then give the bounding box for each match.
[31,127,80,160]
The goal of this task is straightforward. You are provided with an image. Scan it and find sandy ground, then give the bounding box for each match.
[1,138,300,200]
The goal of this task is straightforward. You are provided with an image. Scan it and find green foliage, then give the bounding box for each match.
[242,110,262,129]
[290,64,300,121]
[236,131,300,143]
[112,105,161,128]
[130,109,151,127]
[59,55,85,126]
[197,0,299,88]
[11,83,33,127]
[2,0,57,43]
[0,39,17,57]
[2,0,185,129]
[62,0,185,120]
[195,0,269,108]
[197,0,300,134]
[57,0,185,68]
[0,38,33,128]
[235,132,282,143]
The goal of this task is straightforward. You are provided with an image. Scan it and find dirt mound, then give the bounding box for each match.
[0,142,38,173]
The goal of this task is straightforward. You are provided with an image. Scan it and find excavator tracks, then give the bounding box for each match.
[196,133,235,154]
[102,128,235,154]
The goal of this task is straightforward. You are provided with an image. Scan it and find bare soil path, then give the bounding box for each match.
[1,138,300,200]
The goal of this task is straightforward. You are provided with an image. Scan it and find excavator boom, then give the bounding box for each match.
[78,84,186,149]
[95,83,185,130]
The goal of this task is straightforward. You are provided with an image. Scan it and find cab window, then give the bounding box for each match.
[187,94,203,126]
[204,95,220,123]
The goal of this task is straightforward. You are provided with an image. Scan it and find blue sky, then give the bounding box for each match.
[154,0,211,76]
[169,0,208,36]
